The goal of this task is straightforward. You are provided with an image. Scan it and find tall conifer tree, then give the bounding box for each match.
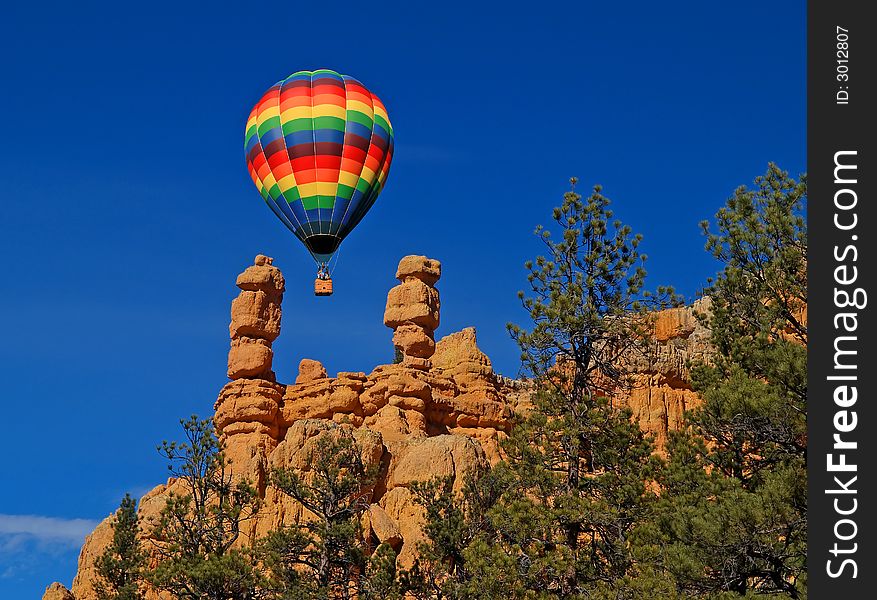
[95,494,145,600]
[641,164,807,598]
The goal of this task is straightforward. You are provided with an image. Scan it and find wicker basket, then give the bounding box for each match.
[314,278,333,296]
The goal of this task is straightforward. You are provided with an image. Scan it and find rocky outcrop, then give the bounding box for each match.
[216,255,288,492]
[42,583,75,600]
[617,297,712,449]
[64,254,710,599]
[227,254,284,380]
[384,255,442,369]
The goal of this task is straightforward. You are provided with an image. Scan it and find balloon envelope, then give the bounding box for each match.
[244,69,394,262]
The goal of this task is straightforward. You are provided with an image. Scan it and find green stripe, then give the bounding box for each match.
[336,184,355,200]
[281,187,301,202]
[373,114,390,132]
[282,118,314,135]
[313,116,346,132]
[346,110,374,129]
[300,195,337,210]
[257,116,281,137]
[245,125,258,144]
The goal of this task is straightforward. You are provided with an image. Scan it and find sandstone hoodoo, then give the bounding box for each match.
[227,254,285,381]
[384,255,442,369]
[42,583,75,600]
[52,254,709,600]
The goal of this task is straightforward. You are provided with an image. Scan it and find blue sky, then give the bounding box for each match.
[0,1,804,596]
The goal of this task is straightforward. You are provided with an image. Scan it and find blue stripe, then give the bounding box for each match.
[372,124,390,141]
[329,198,353,234]
[345,121,372,140]
[314,128,344,145]
[340,189,368,227]
[282,195,315,236]
[285,131,314,148]
[259,127,284,145]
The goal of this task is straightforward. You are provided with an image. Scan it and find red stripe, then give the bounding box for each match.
[313,94,346,108]
[364,154,381,172]
[293,168,317,184]
[251,152,266,170]
[342,146,367,163]
[341,157,365,174]
[367,142,385,161]
[267,151,290,169]
[271,160,293,180]
[315,154,342,169]
[290,156,316,172]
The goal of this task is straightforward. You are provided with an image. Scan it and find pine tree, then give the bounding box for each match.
[94,494,145,600]
[402,469,510,600]
[145,415,264,600]
[642,164,807,597]
[361,543,404,600]
[260,428,378,599]
[501,180,673,595]
[408,180,675,598]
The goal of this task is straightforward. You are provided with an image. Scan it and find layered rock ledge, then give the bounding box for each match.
[53,255,709,600]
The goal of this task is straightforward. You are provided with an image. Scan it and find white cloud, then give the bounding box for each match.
[0,514,99,547]
[0,515,95,582]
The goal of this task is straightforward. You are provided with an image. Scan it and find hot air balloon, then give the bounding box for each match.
[244,69,394,296]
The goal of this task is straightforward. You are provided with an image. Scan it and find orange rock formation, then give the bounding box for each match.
[49,255,709,600]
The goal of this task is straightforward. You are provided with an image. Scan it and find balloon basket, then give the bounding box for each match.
[314,278,333,296]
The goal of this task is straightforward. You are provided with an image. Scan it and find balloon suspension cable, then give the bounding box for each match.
[327,246,342,276]
[310,250,342,282]
[306,246,321,267]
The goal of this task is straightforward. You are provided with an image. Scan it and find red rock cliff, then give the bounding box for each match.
[49,255,709,600]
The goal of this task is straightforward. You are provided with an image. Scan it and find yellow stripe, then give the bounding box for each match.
[316,180,337,198]
[298,181,318,198]
[374,106,390,127]
[312,102,346,120]
[347,100,373,118]
[258,104,280,121]
[360,166,376,183]
[280,106,313,122]
[262,172,278,190]
[338,170,359,187]
[277,174,297,193]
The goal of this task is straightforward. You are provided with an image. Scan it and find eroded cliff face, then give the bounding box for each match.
[53,255,710,600]
[621,299,713,450]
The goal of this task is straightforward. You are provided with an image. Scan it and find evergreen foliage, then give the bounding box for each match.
[95,494,145,600]
[133,168,806,599]
[406,181,675,598]
[642,164,807,598]
[146,416,264,600]
[260,428,382,599]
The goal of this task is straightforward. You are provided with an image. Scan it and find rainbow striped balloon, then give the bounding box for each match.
[244,69,394,262]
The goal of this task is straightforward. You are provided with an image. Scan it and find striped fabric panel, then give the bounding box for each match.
[244,69,394,251]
